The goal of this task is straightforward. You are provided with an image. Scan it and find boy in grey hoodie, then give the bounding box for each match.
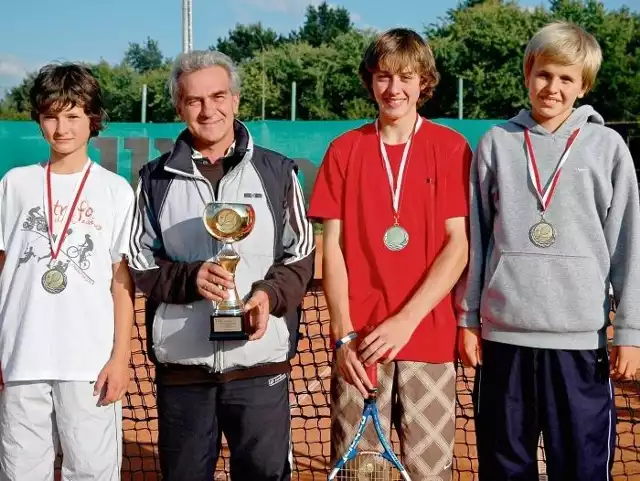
[457,21,640,481]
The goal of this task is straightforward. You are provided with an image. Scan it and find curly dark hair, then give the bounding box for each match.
[359,28,440,108]
[30,63,106,138]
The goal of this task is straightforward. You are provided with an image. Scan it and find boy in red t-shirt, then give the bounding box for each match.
[308,28,471,480]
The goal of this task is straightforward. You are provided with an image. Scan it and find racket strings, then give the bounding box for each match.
[338,451,402,480]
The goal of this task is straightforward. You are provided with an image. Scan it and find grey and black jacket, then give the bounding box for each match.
[128,121,315,376]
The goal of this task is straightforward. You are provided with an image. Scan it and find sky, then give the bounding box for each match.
[0,0,638,97]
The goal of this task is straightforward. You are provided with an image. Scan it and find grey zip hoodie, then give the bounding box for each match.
[457,105,640,349]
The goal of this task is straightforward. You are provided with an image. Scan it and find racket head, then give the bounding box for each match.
[339,450,403,480]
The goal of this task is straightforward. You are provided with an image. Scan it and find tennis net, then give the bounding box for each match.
[121,285,640,480]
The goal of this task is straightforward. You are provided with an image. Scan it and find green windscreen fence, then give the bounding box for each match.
[0,118,499,197]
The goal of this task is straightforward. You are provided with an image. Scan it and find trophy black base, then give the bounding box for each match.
[209,314,249,341]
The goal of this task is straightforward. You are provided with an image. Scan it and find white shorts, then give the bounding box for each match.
[0,381,122,481]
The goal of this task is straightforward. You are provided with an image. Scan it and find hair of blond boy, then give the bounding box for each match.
[359,28,440,107]
[523,21,602,93]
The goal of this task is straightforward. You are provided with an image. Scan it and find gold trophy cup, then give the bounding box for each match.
[202,202,256,341]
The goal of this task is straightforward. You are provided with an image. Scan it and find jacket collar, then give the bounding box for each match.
[164,119,252,176]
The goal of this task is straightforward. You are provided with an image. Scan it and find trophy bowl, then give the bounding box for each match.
[202,202,256,341]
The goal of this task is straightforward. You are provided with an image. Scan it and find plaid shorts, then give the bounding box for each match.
[330,360,456,481]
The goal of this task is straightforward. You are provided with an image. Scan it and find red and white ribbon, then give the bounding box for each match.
[43,160,92,261]
[375,115,423,220]
[524,128,580,213]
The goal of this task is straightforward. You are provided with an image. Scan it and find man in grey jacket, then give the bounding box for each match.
[128,50,315,481]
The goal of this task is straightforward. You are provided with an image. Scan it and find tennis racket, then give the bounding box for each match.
[328,363,411,480]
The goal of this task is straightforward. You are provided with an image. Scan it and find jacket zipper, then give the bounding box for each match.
[195,170,223,374]
[215,174,226,373]
[170,152,249,374]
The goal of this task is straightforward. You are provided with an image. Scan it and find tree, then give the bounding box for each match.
[124,37,165,73]
[2,72,37,115]
[461,0,502,7]
[1,1,639,122]
[0,104,29,120]
[141,64,179,123]
[1,57,177,123]
[295,2,353,47]
[424,1,540,118]
[92,61,143,122]
[239,42,338,120]
[238,53,281,121]
[237,29,375,121]
[548,0,640,121]
[213,23,284,64]
[424,0,640,121]
[325,30,378,119]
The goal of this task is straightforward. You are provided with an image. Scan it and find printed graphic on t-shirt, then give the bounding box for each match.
[16,201,100,287]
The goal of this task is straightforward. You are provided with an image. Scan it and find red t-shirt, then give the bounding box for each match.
[308,118,472,363]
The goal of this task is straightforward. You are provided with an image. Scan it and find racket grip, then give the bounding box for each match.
[365,363,377,389]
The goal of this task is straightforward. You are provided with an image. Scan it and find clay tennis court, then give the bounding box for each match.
[119,235,640,480]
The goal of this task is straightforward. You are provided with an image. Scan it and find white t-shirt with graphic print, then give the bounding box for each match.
[0,161,135,383]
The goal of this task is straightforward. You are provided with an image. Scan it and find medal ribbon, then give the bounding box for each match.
[375,115,423,224]
[44,161,92,261]
[524,128,580,214]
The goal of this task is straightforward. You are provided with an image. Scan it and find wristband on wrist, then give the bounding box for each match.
[335,331,357,350]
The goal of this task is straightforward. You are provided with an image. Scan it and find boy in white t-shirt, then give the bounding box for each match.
[0,63,135,480]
